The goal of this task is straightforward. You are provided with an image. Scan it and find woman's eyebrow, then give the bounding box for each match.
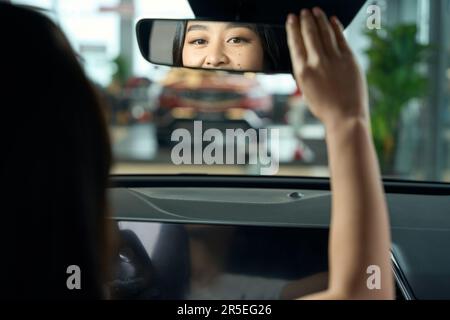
[225,23,256,31]
[187,24,208,32]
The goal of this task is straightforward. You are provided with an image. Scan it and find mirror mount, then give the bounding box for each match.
[186,0,366,25]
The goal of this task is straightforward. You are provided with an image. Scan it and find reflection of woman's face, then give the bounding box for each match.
[182,21,264,71]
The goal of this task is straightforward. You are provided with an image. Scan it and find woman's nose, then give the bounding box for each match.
[203,44,229,68]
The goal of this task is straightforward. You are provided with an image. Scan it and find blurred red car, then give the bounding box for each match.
[155,69,273,145]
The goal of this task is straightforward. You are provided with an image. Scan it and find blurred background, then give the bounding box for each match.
[8,0,450,182]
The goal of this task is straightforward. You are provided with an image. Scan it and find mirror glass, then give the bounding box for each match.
[136,19,292,73]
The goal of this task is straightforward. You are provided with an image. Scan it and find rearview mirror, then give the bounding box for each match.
[136,19,293,74]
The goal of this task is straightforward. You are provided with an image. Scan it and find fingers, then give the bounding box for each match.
[312,7,339,57]
[287,8,350,77]
[286,13,307,75]
[300,9,324,63]
[331,16,351,54]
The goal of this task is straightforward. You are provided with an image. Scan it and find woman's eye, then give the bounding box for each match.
[189,39,207,45]
[227,37,249,44]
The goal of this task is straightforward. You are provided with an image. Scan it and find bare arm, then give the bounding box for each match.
[280,272,328,300]
[286,8,394,300]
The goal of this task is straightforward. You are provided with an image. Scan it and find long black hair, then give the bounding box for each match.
[172,20,290,72]
[1,3,112,299]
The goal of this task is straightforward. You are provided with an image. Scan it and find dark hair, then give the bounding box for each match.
[1,4,112,299]
[172,21,287,72]
[173,21,188,67]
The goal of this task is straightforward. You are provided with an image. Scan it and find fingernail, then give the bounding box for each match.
[287,13,295,24]
[313,7,321,16]
[301,9,308,16]
[334,16,343,28]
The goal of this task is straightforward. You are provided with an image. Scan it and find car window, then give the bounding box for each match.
[12,0,450,183]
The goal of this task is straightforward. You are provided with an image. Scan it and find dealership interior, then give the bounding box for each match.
[11,0,450,182]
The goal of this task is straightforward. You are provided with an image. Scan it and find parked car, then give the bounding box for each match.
[154,69,273,145]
